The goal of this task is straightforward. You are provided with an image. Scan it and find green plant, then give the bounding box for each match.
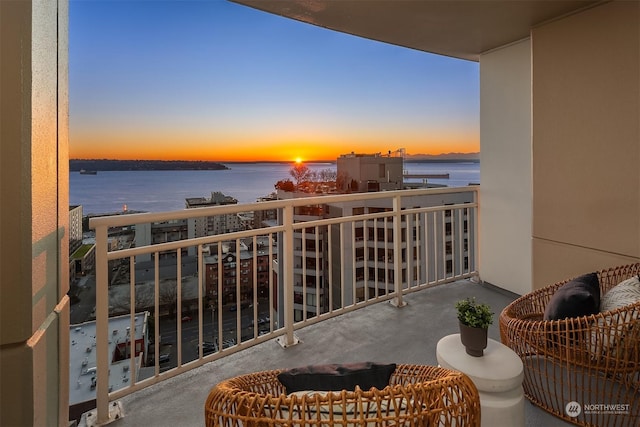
[455,297,494,329]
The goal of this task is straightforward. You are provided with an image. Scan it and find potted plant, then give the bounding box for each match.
[455,297,494,357]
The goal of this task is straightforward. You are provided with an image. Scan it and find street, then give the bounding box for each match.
[155,300,272,367]
[70,272,272,369]
[69,275,97,325]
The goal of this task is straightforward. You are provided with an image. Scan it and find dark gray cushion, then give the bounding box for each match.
[544,272,601,320]
[277,362,396,393]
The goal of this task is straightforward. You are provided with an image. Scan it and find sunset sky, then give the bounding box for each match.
[69,0,480,162]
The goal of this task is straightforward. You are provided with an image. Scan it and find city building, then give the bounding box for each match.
[185,191,242,237]
[70,207,130,282]
[134,219,189,262]
[336,152,404,192]
[254,193,279,228]
[134,192,256,262]
[132,191,245,262]
[68,313,149,423]
[204,236,276,306]
[69,242,96,280]
[325,192,474,308]
[274,189,328,322]
[69,205,94,282]
[69,205,83,254]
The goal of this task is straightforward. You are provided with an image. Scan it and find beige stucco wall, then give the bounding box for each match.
[0,0,70,425]
[531,1,640,289]
[479,39,533,296]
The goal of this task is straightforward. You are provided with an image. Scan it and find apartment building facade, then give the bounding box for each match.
[204,238,275,306]
[186,192,242,237]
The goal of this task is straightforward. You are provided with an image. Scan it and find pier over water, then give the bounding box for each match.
[403,173,450,179]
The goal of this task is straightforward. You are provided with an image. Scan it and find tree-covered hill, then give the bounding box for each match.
[70,159,229,171]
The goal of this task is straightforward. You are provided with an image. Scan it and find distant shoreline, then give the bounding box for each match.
[70,159,229,172]
[70,154,479,170]
[404,158,479,163]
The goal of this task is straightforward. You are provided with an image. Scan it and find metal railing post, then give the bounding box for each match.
[94,223,111,424]
[391,195,407,308]
[277,204,299,347]
[473,188,480,282]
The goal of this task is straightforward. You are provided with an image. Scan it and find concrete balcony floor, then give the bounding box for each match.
[112,280,572,426]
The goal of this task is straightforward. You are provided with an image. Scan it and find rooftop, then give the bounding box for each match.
[107,280,572,427]
[70,313,148,407]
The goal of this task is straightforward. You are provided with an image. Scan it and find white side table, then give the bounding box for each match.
[436,334,524,427]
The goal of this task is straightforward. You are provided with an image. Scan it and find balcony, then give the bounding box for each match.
[86,187,570,426]
[106,280,571,426]
[5,1,640,425]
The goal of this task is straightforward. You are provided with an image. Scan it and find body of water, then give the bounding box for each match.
[70,161,480,216]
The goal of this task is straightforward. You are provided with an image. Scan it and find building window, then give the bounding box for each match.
[307,293,316,306]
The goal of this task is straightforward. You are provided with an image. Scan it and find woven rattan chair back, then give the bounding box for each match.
[205,364,480,426]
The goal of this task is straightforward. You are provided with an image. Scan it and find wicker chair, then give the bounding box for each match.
[500,263,640,427]
[204,364,481,426]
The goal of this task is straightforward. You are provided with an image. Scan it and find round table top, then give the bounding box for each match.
[436,333,523,392]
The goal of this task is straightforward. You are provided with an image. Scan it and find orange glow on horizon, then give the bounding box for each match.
[69,133,479,162]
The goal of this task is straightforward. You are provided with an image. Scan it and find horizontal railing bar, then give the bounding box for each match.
[105,226,285,260]
[289,201,476,231]
[102,202,476,261]
[90,186,477,228]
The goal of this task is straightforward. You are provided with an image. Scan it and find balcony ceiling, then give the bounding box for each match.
[232,0,600,61]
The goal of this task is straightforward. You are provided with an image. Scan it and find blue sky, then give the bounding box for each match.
[69,0,479,161]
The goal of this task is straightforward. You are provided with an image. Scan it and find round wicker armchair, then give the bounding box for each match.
[204,364,480,426]
[500,263,640,427]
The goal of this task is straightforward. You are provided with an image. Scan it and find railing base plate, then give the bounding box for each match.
[79,401,124,427]
[389,297,408,308]
[277,334,301,348]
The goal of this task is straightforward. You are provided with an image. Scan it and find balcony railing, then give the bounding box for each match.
[89,186,478,424]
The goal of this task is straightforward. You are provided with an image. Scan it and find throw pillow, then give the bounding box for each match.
[277,362,396,393]
[543,272,601,320]
[592,275,640,362]
[600,275,640,312]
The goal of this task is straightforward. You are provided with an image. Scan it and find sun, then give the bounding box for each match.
[294,157,303,164]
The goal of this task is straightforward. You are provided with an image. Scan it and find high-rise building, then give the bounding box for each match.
[69,205,84,254]
[336,152,404,192]
[131,192,241,262]
[186,191,241,238]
